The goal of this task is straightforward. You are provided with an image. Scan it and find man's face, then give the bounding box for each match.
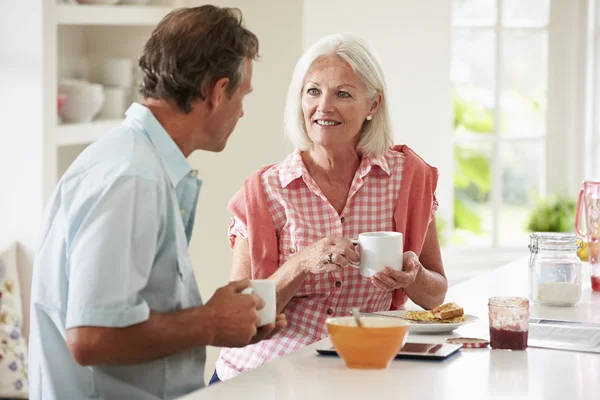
[208,60,254,152]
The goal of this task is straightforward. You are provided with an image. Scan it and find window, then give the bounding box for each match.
[587,0,600,178]
[451,0,551,248]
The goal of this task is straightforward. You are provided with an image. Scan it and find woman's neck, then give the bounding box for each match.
[303,144,360,184]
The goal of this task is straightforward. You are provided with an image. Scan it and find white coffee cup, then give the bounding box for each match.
[349,231,403,278]
[241,279,276,327]
[102,58,134,88]
[99,86,127,119]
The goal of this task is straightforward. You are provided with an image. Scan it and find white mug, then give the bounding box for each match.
[102,58,134,88]
[241,279,276,327]
[99,86,127,119]
[350,231,403,277]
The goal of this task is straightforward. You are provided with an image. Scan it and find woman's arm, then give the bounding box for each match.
[230,236,358,313]
[230,237,307,314]
[403,218,447,309]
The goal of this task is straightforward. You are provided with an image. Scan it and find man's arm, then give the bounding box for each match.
[66,279,287,366]
[67,306,216,366]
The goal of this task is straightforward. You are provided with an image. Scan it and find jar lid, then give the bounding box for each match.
[488,296,529,308]
[446,337,490,348]
[529,232,579,253]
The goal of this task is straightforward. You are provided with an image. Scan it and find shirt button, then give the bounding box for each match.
[327,308,333,315]
[340,217,345,223]
[289,247,296,254]
[190,170,198,177]
[180,209,185,215]
[335,281,342,288]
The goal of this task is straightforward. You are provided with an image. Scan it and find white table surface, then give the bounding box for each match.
[181,258,600,400]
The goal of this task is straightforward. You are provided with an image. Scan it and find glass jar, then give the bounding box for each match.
[528,232,582,306]
[488,297,529,350]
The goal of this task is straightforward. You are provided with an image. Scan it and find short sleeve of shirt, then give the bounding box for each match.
[228,216,248,248]
[65,177,162,329]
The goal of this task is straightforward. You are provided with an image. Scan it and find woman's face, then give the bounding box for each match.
[301,55,377,149]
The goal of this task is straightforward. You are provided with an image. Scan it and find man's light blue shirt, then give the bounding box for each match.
[28,103,205,399]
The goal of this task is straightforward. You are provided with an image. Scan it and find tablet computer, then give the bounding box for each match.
[316,342,462,361]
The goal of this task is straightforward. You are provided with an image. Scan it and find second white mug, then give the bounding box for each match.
[350,231,403,278]
[241,279,276,327]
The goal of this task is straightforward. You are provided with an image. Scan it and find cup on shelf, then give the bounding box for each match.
[99,86,128,119]
[102,58,134,88]
[58,79,105,123]
[57,95,67,115]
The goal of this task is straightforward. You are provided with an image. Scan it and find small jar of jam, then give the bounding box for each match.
[488,297,529,350]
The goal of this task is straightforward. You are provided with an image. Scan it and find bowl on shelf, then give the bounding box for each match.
[325,316,409,369]
[57,94,67,116]
[119,0,151,4]
[76,0,121,5]
[59,79,105,124]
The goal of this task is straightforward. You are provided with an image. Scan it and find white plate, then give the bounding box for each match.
[368,310,479,334]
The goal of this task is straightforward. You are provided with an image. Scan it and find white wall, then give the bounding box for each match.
[0,0,50,339]
[303,0,453,239]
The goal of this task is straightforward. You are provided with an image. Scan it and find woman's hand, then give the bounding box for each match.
[371,251,421,292]
[296,236,359,275]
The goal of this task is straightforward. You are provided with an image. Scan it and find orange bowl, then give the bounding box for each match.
[325,316,409,369]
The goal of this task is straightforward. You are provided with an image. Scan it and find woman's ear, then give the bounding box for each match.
[368,92,383,117]
[366,92,383,121]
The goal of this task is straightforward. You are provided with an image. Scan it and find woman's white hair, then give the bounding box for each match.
[284,33,393,157]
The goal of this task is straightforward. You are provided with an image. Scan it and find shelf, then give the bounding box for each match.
[55,119,122,146]
[57,4,173,26]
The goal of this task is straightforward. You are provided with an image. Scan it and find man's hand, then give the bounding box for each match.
[204,279,265,347]
[250,314,287,344]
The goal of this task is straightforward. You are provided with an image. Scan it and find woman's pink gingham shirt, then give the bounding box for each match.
[216,148,436,380]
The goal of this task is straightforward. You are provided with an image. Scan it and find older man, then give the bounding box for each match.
[28,6,285,399]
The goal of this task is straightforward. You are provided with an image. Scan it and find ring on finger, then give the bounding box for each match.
[327,253,333,264]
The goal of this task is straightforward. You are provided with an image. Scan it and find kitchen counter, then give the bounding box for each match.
[180,258,600,400]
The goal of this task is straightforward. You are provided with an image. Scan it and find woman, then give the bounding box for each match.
[212,33,447,383]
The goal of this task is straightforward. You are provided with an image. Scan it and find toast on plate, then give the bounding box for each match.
[402,302,465,324]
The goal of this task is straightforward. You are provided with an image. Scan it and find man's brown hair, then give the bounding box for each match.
[138,5,259,113]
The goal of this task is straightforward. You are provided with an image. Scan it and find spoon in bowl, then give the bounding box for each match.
[352,307,363,327]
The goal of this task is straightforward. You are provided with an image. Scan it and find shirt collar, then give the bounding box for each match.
[358,150,391,178]
[278,148,391,188]
[278,149,306,188]
[124,103,194,187]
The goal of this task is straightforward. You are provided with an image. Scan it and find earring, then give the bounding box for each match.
[366,115,372,121]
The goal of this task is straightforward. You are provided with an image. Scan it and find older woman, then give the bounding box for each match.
[212,33,447,383]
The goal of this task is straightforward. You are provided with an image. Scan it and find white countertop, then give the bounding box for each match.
[181,258,600,400]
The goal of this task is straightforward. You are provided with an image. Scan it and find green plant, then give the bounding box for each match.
[527,195,576,233]
[453,93,494,234]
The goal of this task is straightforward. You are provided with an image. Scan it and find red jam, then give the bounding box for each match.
[592,276,600,292]
[489,327,528,350]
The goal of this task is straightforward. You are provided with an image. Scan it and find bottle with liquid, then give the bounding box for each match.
[575,180,600,292]
[528,232,582,306]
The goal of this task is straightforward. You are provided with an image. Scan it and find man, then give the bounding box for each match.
[28,6,286,399]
